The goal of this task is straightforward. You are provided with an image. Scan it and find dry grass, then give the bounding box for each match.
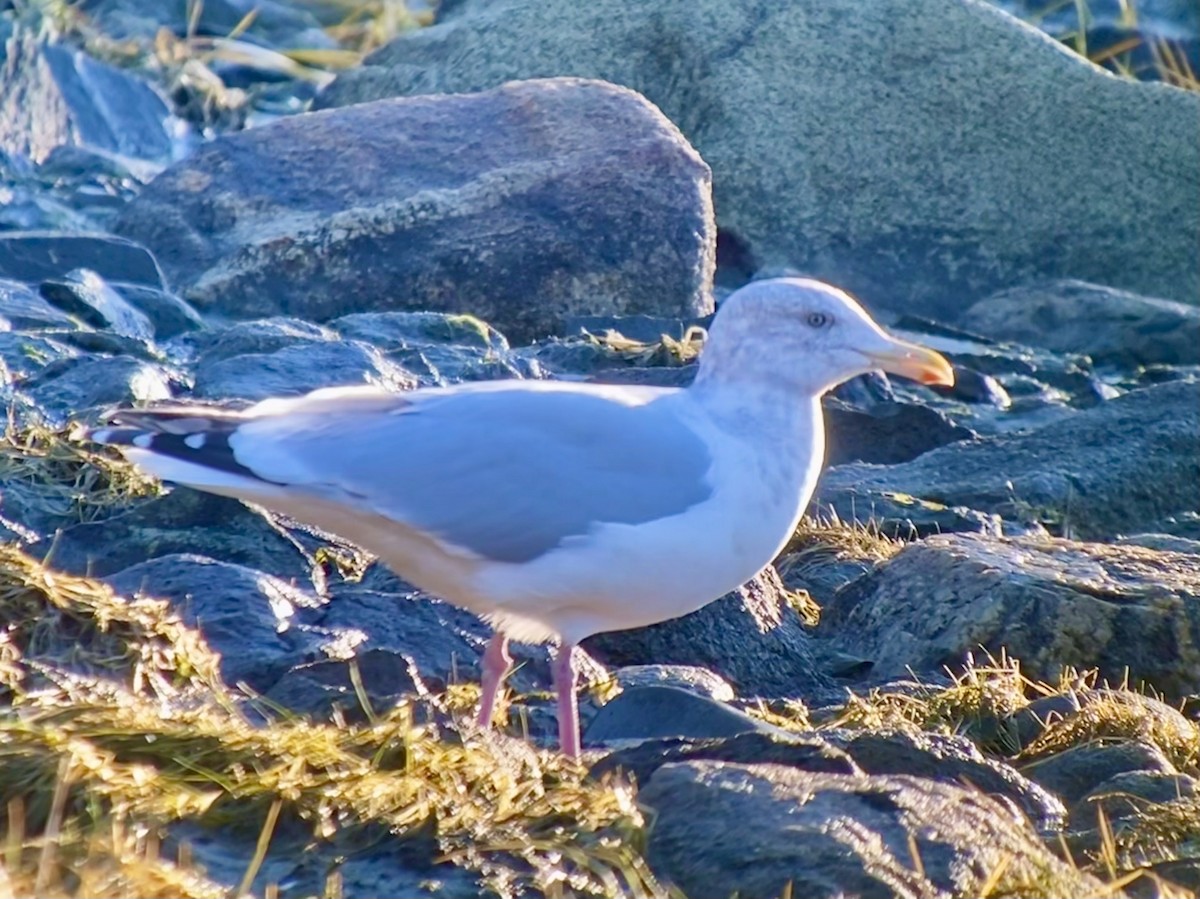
[583,326,707,368]
[0,418,160,528]
[0,544,671,898]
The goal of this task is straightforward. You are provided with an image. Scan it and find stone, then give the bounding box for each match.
[960,280,1200,368]
[108,282,206,339]
[39,268,155,342]
[1075,771,1200,823]
[821,728,1065,830]
[609,664,735,701]
[590,730,860,787]
[0,278,79,330]
[191,339,417,401]
[821,534,1200,698]
[106,554,325,692]
[585,685,781,746]
[0,34,175,165]
[78,0,337,50]
[0,231,165,287]
[639,762,1102,899]
[583,566,831,701]
[1020,741,1176,804]
[816,381,1200,539]
[824,398,975,466]
[48,488,318,582]
[116,78,715,342]
[22,354,179,420]
[318,0,1200,316]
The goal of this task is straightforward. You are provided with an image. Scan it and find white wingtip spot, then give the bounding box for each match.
[184,433,207,450]
[132,433,154,449]
[90,428,113,444]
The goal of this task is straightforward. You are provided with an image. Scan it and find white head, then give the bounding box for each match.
[693,277,954,396]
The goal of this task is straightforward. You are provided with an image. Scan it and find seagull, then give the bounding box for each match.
[89,278,953,758]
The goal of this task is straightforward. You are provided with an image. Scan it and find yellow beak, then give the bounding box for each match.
[866,337,955,387]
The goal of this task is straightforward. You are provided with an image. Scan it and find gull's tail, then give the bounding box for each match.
[89,405,272,492]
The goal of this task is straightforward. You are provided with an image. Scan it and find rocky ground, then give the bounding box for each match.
[1,1,1198,897]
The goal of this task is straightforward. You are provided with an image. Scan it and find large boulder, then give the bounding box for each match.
[816,381,1200,539]
[821,533,1200,698]
[639,762,1101,899]
[317,0,1200,317]
[115,77,715,342]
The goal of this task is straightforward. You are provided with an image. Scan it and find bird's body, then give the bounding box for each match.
[90,278,953,758]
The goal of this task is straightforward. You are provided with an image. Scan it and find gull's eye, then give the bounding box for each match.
[806,311,832,329]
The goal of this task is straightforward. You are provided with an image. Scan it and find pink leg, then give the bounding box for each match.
[476,633,511,728]
[554,642,580,759]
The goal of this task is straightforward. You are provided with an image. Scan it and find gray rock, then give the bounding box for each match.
[1075,770,1200,823]
[609,664,735,701]
[821,728,1065,830]
[824,398,975,466]
[330,311,536,384]
[48,488,318,581]
[1119,533,1200,555]
[639,762,1101,899]
[821,534,1200,699]
[1021,741,1176,804]
[0,34,175,165]
[181,317,333,365]
[106,554,324,692]
[583,566,830,701]
[22,354,179,419]
[39,268,155,342]
[0,231,165,287]
[78,0,337,50]
[319,0,1200,317]
[0,278,79,329]
[817,381,1200,539]
[591,730,860,787]
[192,339,417,401]
[116,78,715,342]
[109,282,206,339]
[585,685,781,746]
[960,280,1200,368]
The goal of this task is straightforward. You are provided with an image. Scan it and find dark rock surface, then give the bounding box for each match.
[639,762,1102,899]
[960,280,1200,367]
[116,77,715,342]
[817,381,1200,539]
[822,534,1200,698]
[0,231,165,286]
[584,685,782,746]
[1021,741,1177,805]
[319,0,1200,318]
[584,566,830,701]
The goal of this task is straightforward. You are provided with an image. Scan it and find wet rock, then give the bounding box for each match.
[0,332,78,385]
[824,398,975,466]
[181,317,333,365]
[591,730,860,786]
[585,685,781,746]
[1006,693,1084,749]
[0,34,175,165]
[117,78,715,342]
[960,280,1200,368]
[39,268,155,342]
[639,762,1101,899]
[1119,533,1200,555]
[330,311,536,384]
[817,381,1200,539]
[822,534,1200,699]
[320,0,1199,317]
[49,488,317,581]
[192,339,417,401]
[108,282,206,339]
[0,231,165,286]
[106,554,324,692]
[0,278,79,330]
[583,566,830,701]
[1020,741,1176,805]
[609,664,735,701]
[22,354,179,419]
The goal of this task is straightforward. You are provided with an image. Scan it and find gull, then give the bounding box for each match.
[89,277,953,758]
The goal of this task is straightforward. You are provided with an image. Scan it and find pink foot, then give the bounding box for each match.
[476,633,511,728]
[554,642,580,759]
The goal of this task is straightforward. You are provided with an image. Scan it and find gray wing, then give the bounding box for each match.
[231,386,714,563]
